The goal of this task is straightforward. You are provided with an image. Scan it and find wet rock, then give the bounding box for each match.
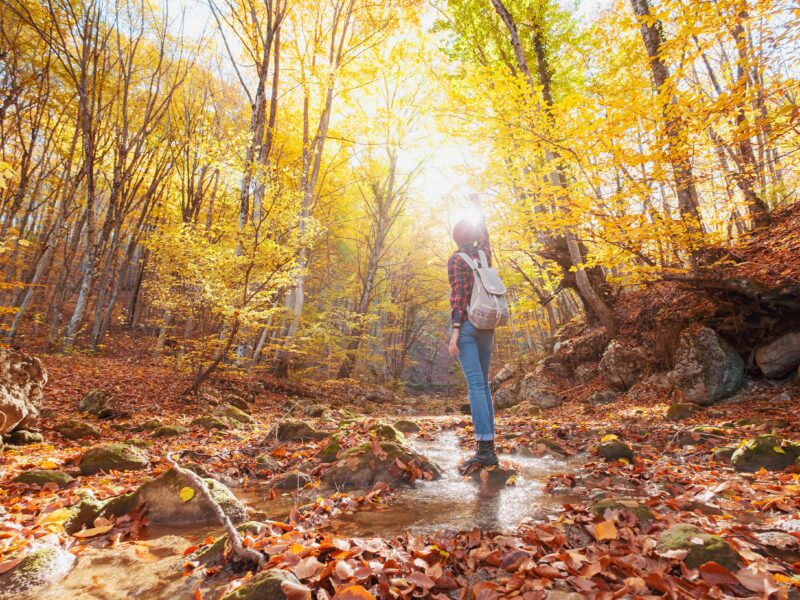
[666,403,698,421]
[324,441,441,489]
[275,419,325,441]
[303,403,328,418]
[468,465,518,486]
[656,524,740,570]
[79,443,149,475]
[192,521,266,565]
[0,543,75,597]
[221,568,302,600]
[109,468,246,524]
[493,380,520,409]
[599,341,647,390]
[755,331,800,378]
[192,416,228,431]
[223,393,250,412]
[151,425,187,438]
[517,374,563,409]
[254,453,280,473]
[523,437,568,456]
[79,389,118,419]
[270,470,311,490]
[14,469,73,488]
[213,403,254,424]
[596,438,634,462]
[490,363,517,391]
[369,422,405,443]
[0,348,46,435]
[590,497,653,523]
[670,326,744,406]
[393,419,420,434]
[4,429,43,445]
[675,426,729,447]
[585,390,619,406]
[56,419,100,440]
[317,435,342,463]
[731,434,800,472]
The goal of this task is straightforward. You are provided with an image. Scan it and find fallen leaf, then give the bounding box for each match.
[293,556,322,580]
[592,520,618,541]
[179,487,195,502]
[333,584,375,600]
[73,523,115,538]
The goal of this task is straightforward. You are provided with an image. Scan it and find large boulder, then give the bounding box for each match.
[493,380,520,410]
[0,543,75,597]
[599,341,647,390]
[755,331,800,379]
[656,524,740,570]
[0,348,46,435]
[517,374,562,409]
[79,389,118,418]
[489,363,517,392]
[79,443,149,475]
[730,435,800,472]
[669,326,745,406]
[324,441,441,489]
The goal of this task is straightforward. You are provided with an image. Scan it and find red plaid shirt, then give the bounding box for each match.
[447,221,491,326]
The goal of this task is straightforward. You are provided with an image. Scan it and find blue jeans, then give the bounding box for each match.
[457,320,494,441]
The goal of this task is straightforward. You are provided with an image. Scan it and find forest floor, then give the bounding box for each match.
[1,352,799,599]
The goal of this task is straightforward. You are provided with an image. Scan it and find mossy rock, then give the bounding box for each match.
[223,394,250,413]
[79,389,118,418]
[79,443,149,475]
[735,417,789,429]
[666,403,698,421]
[64,491,106,534]
[468,465,518,486]
[590,497,653,523]
[14,470,73,488]
[192,416,228,431]
[325,441,442,489]
[596,439,634,462]
[213,403,254,424]
[192,521,266,565]
[534,437,568,455]
[56,419,101,440]
[731,434,800,472]
[254,453,280,473]
[152,425,187,438]
[127,437,150,448]
[4,430,44,445]
[318,435,342,463]
[526,405,543,417]
[303,404,328,418]
[393,419,421,434]
[220,568,301,600]
[676,426,729,447]
[0,544,76,595]
[275,419,325,441]
[337,408,360,423]
[270,470,311,490]
[141,419,163,430]
[712,446,737,462]
[369,423,405,443]
[656,524,740,570]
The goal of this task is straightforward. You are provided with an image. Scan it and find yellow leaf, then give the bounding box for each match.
[506,474,518,486]
[179,486,195,502]
[618,458,631,465]
[601,434,618,442]
[37,508,72,526]
[773,446,785,454]
[593,519,618,541]
[39,460,59,469]
[72,523,114,538]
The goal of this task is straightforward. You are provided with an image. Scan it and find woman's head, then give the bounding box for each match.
[452,219,478,246]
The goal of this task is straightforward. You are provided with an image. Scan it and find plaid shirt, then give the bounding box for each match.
[447,221,491,326]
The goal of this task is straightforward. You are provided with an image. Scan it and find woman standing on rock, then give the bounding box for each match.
[447,197,500,473]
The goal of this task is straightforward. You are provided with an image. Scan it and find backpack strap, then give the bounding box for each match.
[457,252,478,270]
[477,249,489,268]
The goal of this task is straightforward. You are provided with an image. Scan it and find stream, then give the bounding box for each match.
[23,429,581,599]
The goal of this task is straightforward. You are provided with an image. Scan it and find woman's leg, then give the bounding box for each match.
[476,328,495,437]
[457,322,493,441]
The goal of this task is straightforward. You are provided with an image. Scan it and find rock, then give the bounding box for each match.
[0,543,75,596]
[275,419,325,441]
[223,393,250,412]
[599,341,647,390]
[574,362,598,384]
[468,465,518,486]
[318,435,342,463]
[393,419,420,434]
[14,469,74,488]
[590,497,653,523]
[670,326,744,406]
[365,387,393,403]
[596,439,634,462]
[526,405,543,417]
[458,402,471,415]
[369,422,405,443]
[666,403,698,421]
[755,331,800,378]
[64,491,106,534]
[585,390,619,406]
[213,403,254,424]
[533,437,569,455]
[493,380,520,410]
[79,443,149,475]
[675,425,729,447]
[270,470,311,490]
[656,524,740,570]
[141,419,163,430]
[221,568,302,600]
[517,374,562,409]
[625,372,672,403]
[192,416,227,431]
[192,521,266,565]
[0,348,46,435]
[56,419,101,440]
[712,446,737,462]
[731,434,800,472]
[303,403,328,418]
[152,425,187,438]
[255,453,280,473]
[324,441,441,489]
[489,363,517,392]
[79,389,118,418]
[106,468,246,525]
[4,429,43,445]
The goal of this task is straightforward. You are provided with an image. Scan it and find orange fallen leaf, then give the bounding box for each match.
[333,584,375,600]
[592,519,618,541]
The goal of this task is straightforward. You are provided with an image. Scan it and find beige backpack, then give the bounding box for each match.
[457,249,510,329]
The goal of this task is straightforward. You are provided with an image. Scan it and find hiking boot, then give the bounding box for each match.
[459,440,499,474]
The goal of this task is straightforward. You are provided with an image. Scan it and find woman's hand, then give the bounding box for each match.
[448,328,460,357]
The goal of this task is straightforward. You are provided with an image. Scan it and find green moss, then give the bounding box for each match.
[213,403,254,424]
[5,430,44,445]
[14,470,73,488]
[151,425,187,438]
[64,491,106,534]
[731,434,800,472]
[318,434,342,462]
[596,439,634,462]
[0,545,75,592]
[193,521,265,564]
[79,443,148,475]
[369,423,405,443]
[657,524,740,570]
[56,419,101,440]
[590,497,653,523]
[141,419,163,430]
[192,416,228,431]
[666,403,697,421]
[220,568,299,600]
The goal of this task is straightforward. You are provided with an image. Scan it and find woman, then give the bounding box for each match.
[447,208,498,473]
